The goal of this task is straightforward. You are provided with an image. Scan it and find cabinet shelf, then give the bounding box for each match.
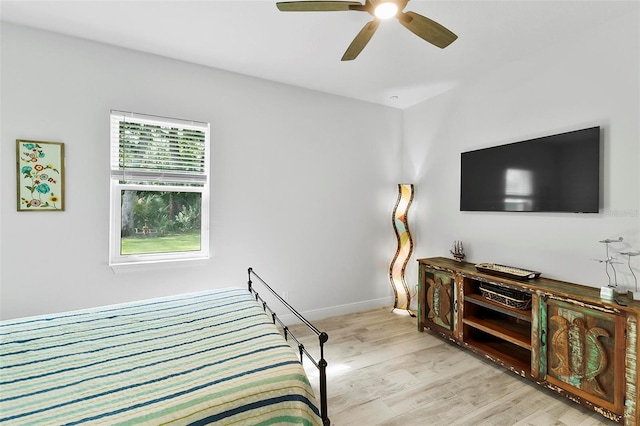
[463,315,531,350]
[464,293,532,322]
[464,336,531,374]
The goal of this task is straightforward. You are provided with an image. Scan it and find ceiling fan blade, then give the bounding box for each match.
[398,11,457,48]
[277,1,364,12]
[341,19,380,61]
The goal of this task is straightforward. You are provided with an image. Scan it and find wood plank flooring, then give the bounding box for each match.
[287,308,617,426]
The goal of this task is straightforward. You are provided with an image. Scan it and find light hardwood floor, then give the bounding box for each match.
[288,308,618,426]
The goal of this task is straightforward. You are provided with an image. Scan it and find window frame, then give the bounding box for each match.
[109,111,210,267]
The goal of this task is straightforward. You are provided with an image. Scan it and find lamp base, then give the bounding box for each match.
[391,307,416,317]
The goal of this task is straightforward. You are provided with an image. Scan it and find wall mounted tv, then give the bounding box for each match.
[460,126,601,213]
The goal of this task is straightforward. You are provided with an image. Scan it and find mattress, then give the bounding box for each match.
[0,287,322,425]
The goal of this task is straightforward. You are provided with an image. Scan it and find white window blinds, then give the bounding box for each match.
[110,110,209,185]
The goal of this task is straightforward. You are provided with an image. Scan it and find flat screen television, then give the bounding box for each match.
[460,126,601,213]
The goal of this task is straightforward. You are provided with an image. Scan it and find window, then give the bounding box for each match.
[109,111,210,266]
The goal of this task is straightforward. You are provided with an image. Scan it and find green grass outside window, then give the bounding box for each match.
[121,233,201,255]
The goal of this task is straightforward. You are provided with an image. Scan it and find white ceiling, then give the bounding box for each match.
[1,0,638,109]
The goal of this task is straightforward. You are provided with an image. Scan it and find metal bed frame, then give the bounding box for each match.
[247,267,330,426]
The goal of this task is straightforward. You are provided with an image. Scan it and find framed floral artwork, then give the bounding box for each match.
[16,140,65,211]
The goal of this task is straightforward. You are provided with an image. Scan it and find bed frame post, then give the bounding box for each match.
[319,331,329,426]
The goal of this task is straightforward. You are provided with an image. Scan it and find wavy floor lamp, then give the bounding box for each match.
[390,184,415,316]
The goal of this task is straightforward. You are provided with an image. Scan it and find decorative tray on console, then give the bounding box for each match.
[475,262,541,280]
[479,283,532,310]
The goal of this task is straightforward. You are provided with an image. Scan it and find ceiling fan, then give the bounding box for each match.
[276,0,458,61]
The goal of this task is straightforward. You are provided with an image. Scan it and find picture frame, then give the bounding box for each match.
[16,140,65,211]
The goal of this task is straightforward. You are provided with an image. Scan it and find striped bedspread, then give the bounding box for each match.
[0,288,322,425]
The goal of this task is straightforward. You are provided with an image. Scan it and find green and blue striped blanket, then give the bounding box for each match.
[0,288,322,425]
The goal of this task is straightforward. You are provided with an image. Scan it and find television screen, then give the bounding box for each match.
[460,126,601,213]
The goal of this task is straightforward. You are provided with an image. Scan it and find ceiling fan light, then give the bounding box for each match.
[374,2,398,19]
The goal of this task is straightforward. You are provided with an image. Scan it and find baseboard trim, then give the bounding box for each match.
[279,297,393,325]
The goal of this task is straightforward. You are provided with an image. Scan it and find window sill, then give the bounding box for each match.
[109,256,210,274]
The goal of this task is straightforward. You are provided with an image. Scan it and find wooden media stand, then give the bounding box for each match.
[417,256,640,425]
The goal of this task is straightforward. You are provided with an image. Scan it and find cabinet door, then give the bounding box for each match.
[419,266,456,336]
[541,298,625,414]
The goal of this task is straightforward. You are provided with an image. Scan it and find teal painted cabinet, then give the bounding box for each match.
[417,257,640,425]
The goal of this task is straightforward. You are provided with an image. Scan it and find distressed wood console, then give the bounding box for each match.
[417,257,639,425]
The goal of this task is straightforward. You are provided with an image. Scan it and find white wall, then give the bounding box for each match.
[3,8,639,320]
[403,11,640,290]
[0,24,403,320]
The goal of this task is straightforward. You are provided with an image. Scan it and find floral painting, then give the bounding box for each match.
[16,140,65,211]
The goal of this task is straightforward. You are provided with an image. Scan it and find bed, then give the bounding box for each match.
[0,269,330,425]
